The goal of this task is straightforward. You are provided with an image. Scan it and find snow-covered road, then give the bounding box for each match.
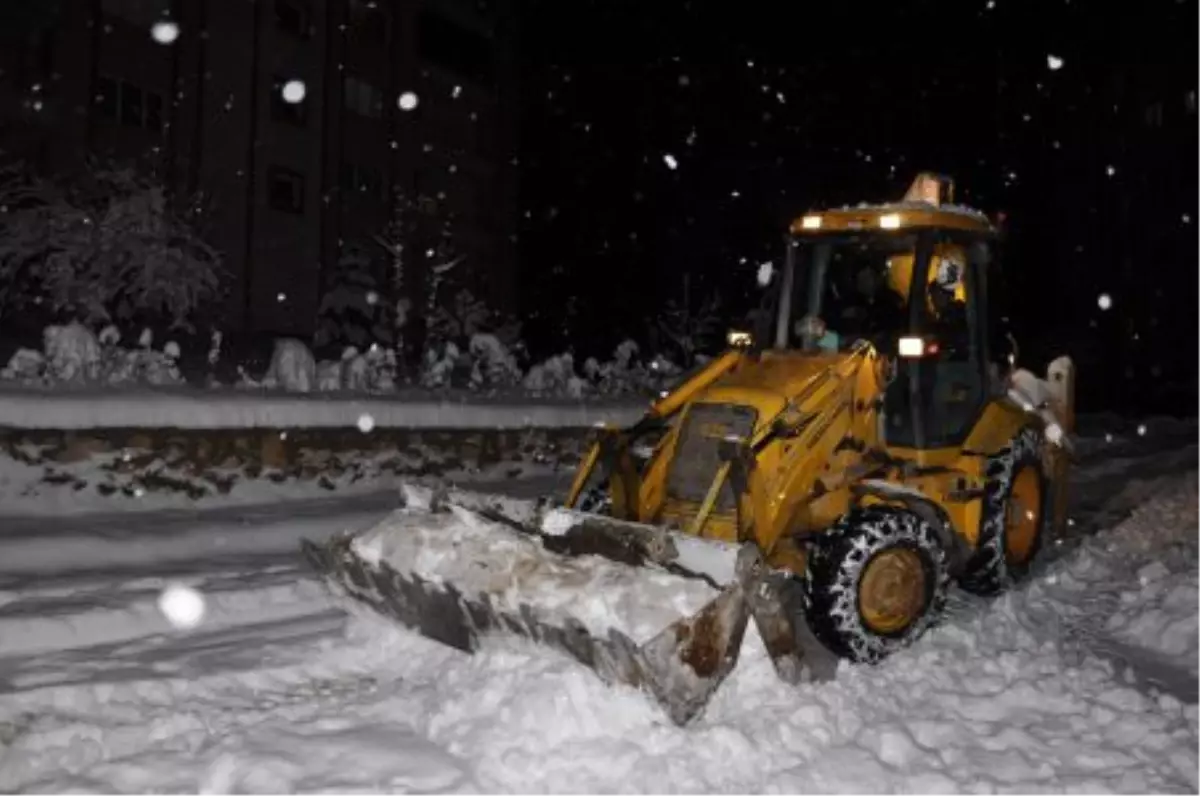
[0,427,1196,792]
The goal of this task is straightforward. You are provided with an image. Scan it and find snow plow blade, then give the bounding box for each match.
[302,485,833,726]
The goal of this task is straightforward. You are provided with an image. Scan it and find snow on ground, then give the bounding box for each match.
[0,428,1195,793]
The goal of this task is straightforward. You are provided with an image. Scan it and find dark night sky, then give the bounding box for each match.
[512,0,1198,414]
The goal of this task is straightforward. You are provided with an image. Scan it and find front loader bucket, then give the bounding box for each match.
[302,485,830,725]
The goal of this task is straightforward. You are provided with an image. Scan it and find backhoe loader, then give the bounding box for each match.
[302,172,1076,725]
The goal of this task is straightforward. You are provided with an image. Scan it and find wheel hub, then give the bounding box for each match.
[1005,467,1042,565]
[859,548,926,634]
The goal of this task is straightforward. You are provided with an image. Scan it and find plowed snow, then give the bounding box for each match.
[351,497,718,642]
[0,446,1196,793]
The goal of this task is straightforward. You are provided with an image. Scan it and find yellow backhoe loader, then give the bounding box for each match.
[303,173,1076,725]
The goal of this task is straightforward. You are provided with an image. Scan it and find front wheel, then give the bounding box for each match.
[959,427,1049,596]
[802,505,949,663]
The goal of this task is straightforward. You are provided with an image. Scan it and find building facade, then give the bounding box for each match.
[0,0,518,337]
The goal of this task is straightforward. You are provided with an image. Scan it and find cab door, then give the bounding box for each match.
[881,232,991,450]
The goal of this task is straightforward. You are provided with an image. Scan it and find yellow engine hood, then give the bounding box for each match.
[699,350,848,430]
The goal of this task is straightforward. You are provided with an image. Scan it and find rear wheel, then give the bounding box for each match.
[802,505,949,663]
[959,427,1048,596]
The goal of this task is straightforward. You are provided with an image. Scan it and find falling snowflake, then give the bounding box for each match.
[277,292,287,302]
[366,291,378,305]
[1097,293,1112,310]
[281,80,306,104]
[1184,213,1192,224]
[398,91,419,111]
[678,75,690,87]
[451,85,462,99]
[1137,424,1147,437]
[158,584,206,630]
[756,262,775,286]
[1047,54,1064,71]
[150,20,179,45]
[357,413,376,433]
[663,153,678,170]
[1105,165,1116,177]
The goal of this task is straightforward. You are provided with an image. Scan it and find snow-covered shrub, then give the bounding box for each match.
[0,163,224,330]
[421,341,462,389]
[584,339,651,395]
[364,344,398,391]
[44,322,102,383]
[98,342,184,386]
[340,346,370,392]
[469,333,522,390]
[0,321,183,386]
[316,359,342,391]
[265,338,317,392]
[0,348,46,383]
[523,353,586,398]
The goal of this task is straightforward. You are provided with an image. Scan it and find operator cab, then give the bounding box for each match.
[762,173,1007,449]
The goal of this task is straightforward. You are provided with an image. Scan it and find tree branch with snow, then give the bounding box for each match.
[0,162,225,331]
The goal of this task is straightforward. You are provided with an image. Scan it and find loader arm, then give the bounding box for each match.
[564,348,747,511]
[715,343,888,566]
[699,342,889,564]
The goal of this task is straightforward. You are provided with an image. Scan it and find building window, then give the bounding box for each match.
[274,0,311,38]
[267,166,305,214]
[96,75,164,132]
[340,162,385,200]
[343,76,382,119]
[270,76,308,127]
[417,9,494,85]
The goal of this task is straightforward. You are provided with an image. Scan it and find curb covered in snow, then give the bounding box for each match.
[0,388,647,430]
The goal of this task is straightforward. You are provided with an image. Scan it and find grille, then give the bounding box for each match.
[666,403,758,512]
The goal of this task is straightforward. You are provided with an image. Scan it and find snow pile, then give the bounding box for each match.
[1,322,184,387]
[350,493,716,642]
[1022,473,1199,677]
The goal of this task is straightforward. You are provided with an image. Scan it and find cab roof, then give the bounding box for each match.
[788,172,999,236]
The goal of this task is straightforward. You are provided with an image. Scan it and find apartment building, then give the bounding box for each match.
[0,0,518,336]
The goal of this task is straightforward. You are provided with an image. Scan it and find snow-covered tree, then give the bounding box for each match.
[0,162,224,330]
[656,276,723,366]
[427,287,520,348]
[314,241,390,349]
